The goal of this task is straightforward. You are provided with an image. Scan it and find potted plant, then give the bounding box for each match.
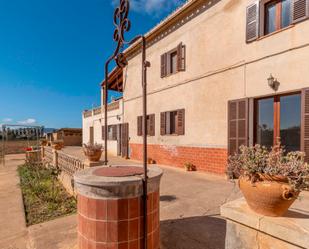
[227,144,309,217]
[184,162,197,172]
[83,143,103,162]
[40,139,47,146]
[52,140,64,150]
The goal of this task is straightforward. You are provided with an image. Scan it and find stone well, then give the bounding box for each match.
[74,165,163,249]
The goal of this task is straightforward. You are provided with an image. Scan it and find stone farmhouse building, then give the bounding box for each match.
[82,91,126,156]
[83,0,309,174]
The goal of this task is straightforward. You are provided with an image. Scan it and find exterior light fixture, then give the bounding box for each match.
[268,74,280,91]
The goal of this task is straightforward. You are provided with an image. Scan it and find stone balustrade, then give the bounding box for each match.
[41,146,85,195]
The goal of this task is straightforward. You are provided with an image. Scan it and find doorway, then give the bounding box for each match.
[89,126,94,145]
[254,93,301,152]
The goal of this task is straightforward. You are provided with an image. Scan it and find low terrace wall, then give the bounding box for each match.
[42,146,85,195]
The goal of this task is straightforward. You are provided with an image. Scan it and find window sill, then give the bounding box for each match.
[162,134,183,136]
[161,71,184,79]
[257,25,295,41]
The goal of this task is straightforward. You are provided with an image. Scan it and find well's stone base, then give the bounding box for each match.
[74,165,163,249]
[221,197,309,249]
[77,191,160,249]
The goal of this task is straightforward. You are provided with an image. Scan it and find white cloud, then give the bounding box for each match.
[112,0,185,16]
[2,118,12,123]
[18,118,36,125]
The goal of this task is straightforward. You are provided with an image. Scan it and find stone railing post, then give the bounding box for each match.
[53,149,58,168]
[41,146,45,160]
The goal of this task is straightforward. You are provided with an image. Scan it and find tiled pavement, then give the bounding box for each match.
[0,149,242,249]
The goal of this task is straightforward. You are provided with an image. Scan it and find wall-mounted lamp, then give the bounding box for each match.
[116,115,121,121]
[268,74,280,91]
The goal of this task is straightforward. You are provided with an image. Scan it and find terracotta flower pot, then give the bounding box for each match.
[239,176,299,217]
[83,149,102,162]
[40,140,47,146]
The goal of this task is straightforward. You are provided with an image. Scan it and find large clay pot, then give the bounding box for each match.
[239,176,299,217]
[83,149,102,162]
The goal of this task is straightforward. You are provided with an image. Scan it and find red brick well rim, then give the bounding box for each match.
[93,166,145,177]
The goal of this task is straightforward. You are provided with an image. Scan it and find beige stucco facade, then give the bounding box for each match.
[123,0,309,149]
[82,0,309,173]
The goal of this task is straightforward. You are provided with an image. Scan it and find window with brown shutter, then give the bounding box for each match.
[161,53,167,78]
[160,112,166,135]
[177,109,185,135]
[137,116,142,136]
[137,114,155,136]
[161,109,185,136]
[292,0,309,23]
[177,43,186,72]
[301,88,309,162]
[228,99,249,156]
[149,114,155,136]
[246,2,259,42]
[160,43,186,78]
[248,0,308,41]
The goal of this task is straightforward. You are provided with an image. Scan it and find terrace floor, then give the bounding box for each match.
[1,150,243,249]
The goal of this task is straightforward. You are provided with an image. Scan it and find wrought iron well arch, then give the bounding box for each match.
[104,0,150,248]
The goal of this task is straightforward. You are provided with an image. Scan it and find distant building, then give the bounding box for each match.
[46,128,82,146]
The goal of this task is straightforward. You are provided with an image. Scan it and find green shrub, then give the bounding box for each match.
[18,163,76,226]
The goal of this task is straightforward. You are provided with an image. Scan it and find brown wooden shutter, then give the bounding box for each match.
[160,112,166,135]
[228,99,249,156]
[292,0,309,23]
[161,53,167,78]
[102,126,105,140]
[246,2,259,42]
[112,125,117,140]
[121,123,129,158]
[149,114,155,136]
[177,109,185,135]
[301,88,309,162]
[177,43,185,72]
[137,116,142,136]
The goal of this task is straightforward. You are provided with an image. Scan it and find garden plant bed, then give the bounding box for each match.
[18,163,76,226]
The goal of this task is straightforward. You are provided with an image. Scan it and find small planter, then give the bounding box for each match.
[239,176,299,217]
[52,140,64,150]
[83,143,103,162]
[184,162,196,172]
[147,158,156,164]
[40,139,47,146]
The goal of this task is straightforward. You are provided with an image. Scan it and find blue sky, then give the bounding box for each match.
[0,0,185,128]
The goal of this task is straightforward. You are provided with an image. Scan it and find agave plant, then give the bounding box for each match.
[227,144,309,192]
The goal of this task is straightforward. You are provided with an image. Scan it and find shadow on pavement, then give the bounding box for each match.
[160,215,226,249]
[160,195,177,202]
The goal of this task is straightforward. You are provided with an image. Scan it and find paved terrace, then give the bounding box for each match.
[1,150,243,249]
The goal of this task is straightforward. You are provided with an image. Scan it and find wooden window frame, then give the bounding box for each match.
[259,0,292,36]
[253,92,301,147]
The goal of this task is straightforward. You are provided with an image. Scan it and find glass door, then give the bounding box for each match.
[255,93,301,151]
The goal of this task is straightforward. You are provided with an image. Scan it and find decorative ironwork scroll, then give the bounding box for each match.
[112,0,131,68]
